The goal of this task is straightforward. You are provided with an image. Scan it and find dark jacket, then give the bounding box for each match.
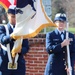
[45,29,75,75]
[0,23,29,75]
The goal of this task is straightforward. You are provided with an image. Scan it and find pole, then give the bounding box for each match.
[66,22,72,75]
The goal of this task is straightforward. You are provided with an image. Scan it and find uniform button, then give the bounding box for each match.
[55,43,57,44]
[50,62,52,64]
[63,51,65,53]
[50,50,52,52]
[63,58,65,60]
[64,63,66,66]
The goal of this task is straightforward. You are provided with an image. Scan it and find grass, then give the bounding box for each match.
[69,27,75,34]
[40,27,75,34]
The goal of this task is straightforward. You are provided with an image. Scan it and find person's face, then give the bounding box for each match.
[55,21,66,31]
[7,13,16,26]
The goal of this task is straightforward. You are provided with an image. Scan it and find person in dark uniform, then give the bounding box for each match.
[0,5,29,75]
[44,13,75,75]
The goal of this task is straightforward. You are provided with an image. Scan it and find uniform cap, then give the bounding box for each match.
[8,5,16,15]
[54,13,67,22]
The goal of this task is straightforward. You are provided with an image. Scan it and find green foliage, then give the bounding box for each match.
[69,28,75,34]
[40,27,75,34]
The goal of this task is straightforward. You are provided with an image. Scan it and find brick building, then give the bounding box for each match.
[25,34,48,75]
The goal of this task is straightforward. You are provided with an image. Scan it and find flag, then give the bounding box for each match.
[0,0,10,10]
[1,0,57,57]
[10,0,57,57]
[0,0,16,11]
[11,0,56,39]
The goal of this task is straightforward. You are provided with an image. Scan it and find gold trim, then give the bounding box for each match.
[11,0,57,39]
[11,43,22,58]
[0,2,8,11]
[11,23,56,39]
[8,62,18,69]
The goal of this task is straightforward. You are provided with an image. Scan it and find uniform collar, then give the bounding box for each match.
[55,29,65,35]
[57,29,64,34]
[9,22,15,29]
